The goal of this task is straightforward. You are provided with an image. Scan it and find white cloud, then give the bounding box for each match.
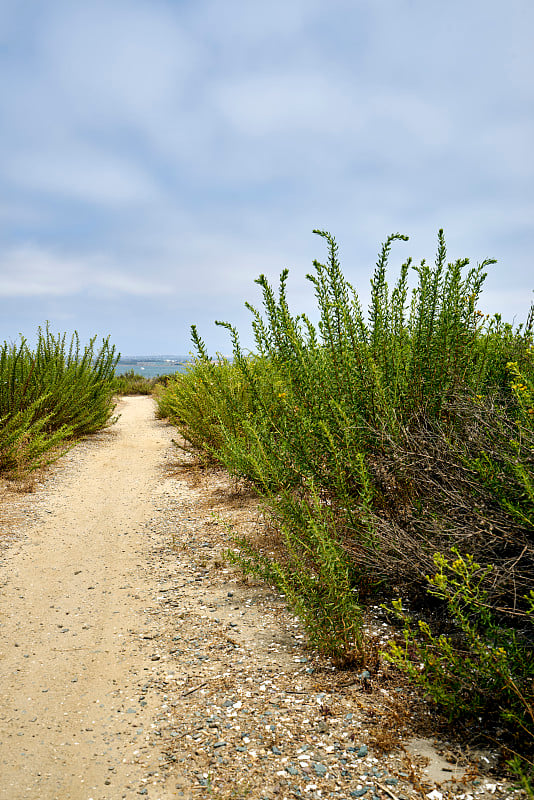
[41,0,199,126]
[0,245,168,298]
[213,71,356,138]
[4,146,162,206]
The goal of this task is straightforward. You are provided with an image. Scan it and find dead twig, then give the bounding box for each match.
[376,781,403,800]
[181,681,208,697]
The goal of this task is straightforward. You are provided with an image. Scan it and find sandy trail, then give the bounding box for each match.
[0,396,175,800]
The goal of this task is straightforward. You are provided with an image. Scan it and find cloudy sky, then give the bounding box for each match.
[1,0,532,355]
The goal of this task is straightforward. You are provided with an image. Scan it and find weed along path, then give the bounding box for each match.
[0,397,511,800]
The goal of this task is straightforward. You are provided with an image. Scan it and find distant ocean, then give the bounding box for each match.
[114,356,191,379]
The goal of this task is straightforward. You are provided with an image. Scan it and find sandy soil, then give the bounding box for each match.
[0,397,514,800]
[0,397,181,799]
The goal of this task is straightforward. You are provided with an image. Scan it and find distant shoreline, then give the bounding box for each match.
[117,355,190,363]
[114,357,190,378]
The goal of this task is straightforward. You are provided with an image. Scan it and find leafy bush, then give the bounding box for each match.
[227,479,364,662]
[0,325,118,475]
[112,370,173,395]
[155,347,282,462]
[386,550,533,784]
[386,551,533,737]
[158,229,534,750]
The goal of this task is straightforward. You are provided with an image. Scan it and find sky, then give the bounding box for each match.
[0,0,533,356]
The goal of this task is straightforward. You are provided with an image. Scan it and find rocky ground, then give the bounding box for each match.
[0,396,520,800]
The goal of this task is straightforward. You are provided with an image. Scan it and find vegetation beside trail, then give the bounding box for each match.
[158,230,534,780]
[112,370,175,396]
[0,325,118,477]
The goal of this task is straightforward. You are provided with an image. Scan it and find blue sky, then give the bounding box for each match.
[0,0,533,355]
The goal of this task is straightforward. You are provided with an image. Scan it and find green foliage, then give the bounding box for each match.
[508,756,534,799]
[112,370,173,395]
[508,349,534,422]
[159,229,534,749]
[168,231,532,502]
[227,480,363,663]
[386,550,533,769]
[0,325,118,475]
[155,353,280,461]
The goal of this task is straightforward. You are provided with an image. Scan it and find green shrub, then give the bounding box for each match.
[386,549,533,771]
[179,230,532,501]
[0,325,118,475]
[227,479,364,663]
[113,370,178,395]
[156,348,281,461]
[113,370,156,395]
[160,229,534,750]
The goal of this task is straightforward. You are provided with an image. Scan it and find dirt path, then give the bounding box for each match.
[0,397,181,799]
[0,397,511,800]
